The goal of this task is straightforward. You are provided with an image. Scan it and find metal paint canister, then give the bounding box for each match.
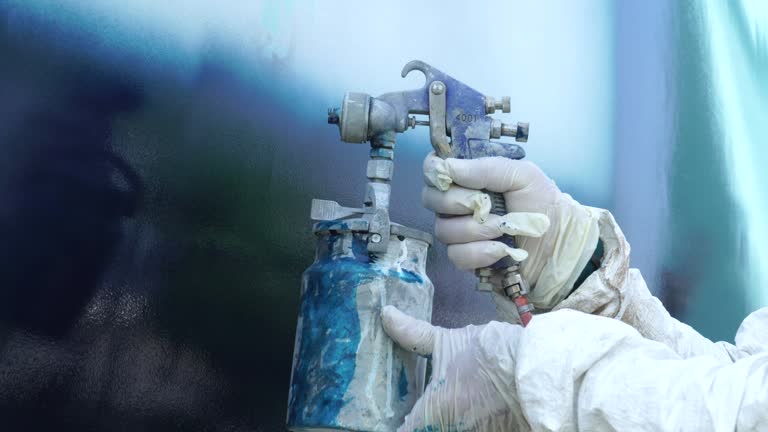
[287,220,433,431]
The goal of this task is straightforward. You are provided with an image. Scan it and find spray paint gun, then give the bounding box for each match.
[329,60,533,324]
[287,60,530,432]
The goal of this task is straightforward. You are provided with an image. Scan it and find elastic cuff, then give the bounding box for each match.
[554,207,632,319]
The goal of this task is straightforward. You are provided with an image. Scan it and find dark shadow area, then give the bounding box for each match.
[0,7,312,431]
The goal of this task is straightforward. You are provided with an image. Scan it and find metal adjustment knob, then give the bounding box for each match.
[475,267,494,292]
[501,121,529,143]
[490,119,502,139]
[500,96,511,113]
[485,96,512,114]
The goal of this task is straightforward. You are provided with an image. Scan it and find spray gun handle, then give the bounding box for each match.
[477,191,534,326]
[481,191,517,272]
[436,143,535,326]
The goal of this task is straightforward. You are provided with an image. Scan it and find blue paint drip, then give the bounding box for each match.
[412,426,461,432]
[389,268,423,284]
[350,233,372,262]
[287,235,371,427]
[314,220,350,232]
[398,367,409,401]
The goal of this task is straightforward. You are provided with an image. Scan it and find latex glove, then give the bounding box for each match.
[381,305,528,431]
[422,153,600,312]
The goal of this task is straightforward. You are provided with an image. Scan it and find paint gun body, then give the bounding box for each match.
[287,61,531,432]
[329,60,533,324]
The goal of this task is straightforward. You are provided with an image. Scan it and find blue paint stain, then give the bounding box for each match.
[314,220,350,233]
[412,426,461,432]
[287,234,371,428]
[350,233,372,262]
[389,268,423,284]
[398,367,408,401]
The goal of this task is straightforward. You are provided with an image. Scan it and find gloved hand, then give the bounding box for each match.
[422,153,600,314]
[381,305,528,431]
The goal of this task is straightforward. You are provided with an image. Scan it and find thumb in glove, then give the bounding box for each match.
[381,306,529,432]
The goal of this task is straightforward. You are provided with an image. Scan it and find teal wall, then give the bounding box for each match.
[666,1,768,342]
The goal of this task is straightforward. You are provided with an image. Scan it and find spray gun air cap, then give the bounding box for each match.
[330,92,403,144]
[332,92,371,143]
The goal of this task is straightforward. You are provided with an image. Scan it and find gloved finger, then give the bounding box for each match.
[381,305,440,356]
[447,241,528,271]
[423,152,452,191]
[435,212,550,245]
[396,385,441,432]
[422,185,491,223]
[445,156,544,193]
[397,332,484,432]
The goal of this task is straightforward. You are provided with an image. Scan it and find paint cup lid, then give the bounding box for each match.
[312,219,432,245]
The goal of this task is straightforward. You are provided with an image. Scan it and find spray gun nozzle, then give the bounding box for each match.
[327,108,340,124]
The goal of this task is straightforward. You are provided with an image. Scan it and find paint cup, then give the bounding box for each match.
[287,222,433,431]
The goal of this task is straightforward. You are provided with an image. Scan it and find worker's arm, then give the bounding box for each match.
[519,309,768,431]
[382,306,768,432]
[423,154,749,362]
[554,206,748,362]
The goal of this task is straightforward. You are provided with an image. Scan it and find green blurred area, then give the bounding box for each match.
[666,1,767,342]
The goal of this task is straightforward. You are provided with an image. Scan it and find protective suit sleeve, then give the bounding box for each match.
[554,207,747,362]
[516,310,768,432]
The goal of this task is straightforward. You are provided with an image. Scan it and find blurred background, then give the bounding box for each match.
[0,0,765,430]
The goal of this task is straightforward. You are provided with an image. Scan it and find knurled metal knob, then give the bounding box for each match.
[501,122,529,143]
[485,96,512,114]
[476,267,494,292]
[500,96,511,113]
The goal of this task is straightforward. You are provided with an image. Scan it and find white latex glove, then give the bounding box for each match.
[381,305,528,431]
[423,153,600,312]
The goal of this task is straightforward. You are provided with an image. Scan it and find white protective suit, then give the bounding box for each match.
[383,155,768,431]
